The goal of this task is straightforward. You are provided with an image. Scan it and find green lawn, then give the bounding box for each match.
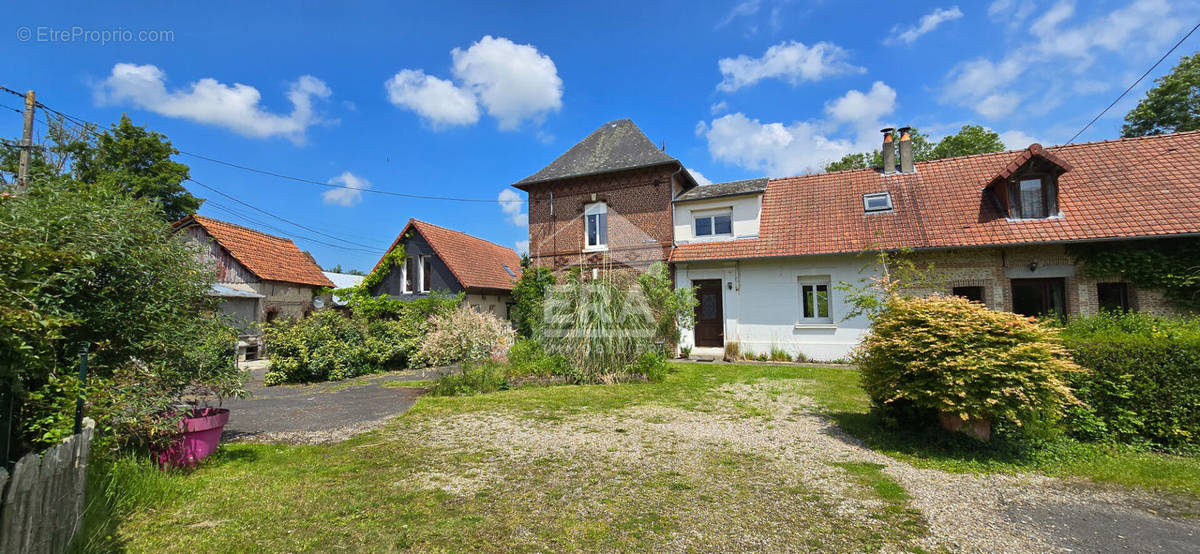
[80,362,1199,552]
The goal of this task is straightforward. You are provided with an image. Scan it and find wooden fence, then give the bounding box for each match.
[0,417,95,554]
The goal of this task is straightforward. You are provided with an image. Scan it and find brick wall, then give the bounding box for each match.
[524,165,678,272]
[906,243,1183,317]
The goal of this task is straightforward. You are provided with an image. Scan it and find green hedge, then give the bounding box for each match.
[1061,313,1200,449]
[263,311,417,385]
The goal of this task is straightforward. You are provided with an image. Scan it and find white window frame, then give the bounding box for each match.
[419,255,431,293]
[584,201,608,251]
[402,256,415,294]
[797,276,834,326]
[862,192,893,213]
[693,209,733,238]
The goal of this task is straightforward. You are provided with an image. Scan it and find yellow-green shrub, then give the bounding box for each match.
[854,295,1082,429]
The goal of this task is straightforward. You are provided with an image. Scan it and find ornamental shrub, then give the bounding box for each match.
[1060,313,1200,449]
[507,339,569,377]
[853,295,1082,431]
[413,305,515,368]
[263,310,417,384]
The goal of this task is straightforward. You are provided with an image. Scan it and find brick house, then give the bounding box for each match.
[174,214,335,334]
[512,120,1200,360]
[515,119,700,273]
[370,219,522,319]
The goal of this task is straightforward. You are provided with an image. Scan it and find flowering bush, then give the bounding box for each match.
[854,294,1082,432]
[413,306,515,368]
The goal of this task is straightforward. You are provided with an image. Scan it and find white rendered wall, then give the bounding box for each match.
[675,254,881,361]
[673,194,762,243]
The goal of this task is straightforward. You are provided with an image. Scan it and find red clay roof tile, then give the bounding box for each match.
[671,131,1200,262]
[176,215,334,288]
[375,219,522,291]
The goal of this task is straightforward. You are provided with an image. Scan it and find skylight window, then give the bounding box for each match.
[503,264,516,278]
[863,192,893,213]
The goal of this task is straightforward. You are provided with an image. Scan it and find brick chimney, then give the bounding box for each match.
[881,128,896,174]
[898,126,914,173]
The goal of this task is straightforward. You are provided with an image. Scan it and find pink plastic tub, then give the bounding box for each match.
[154,408,230,468]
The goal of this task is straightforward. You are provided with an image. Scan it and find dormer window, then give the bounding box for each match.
[1008,175,1058,219]
[862,192,893,213]
[694,209,732,237]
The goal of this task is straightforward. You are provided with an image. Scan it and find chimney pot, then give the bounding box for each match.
[881,128,896,174]
[898,126,914,173]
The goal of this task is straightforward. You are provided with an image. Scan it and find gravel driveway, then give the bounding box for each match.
[219,364,454,444]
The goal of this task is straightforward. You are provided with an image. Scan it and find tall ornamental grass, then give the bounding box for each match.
[542,272,658,383]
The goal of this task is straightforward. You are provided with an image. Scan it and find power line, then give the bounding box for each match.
[185,177,381,251]
[201,199,381,254]
[1066,21,1200,144]
[0,86,503,203]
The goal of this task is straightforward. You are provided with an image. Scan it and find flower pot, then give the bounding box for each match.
[939,412,992,442]
[154,408,230,468]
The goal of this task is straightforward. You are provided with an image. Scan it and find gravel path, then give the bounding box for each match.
[402,382,1199,553]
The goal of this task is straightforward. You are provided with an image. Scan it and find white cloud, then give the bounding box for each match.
[710,100,729,115]
[385,36,562,131]
[514,240,530,256]
[701,82,898,176]
[942,0,1187,120]
[451,36,563,130]
[95,63,331,144]
[715,0,761,28]
[687,168,713,185]
[498,188,527,227]
[888,6,963,45]
[717,40,865,92]
[999,130,1040,149]
[988,0,1035,24]
[384,69,479,128]
[323,172,370,207]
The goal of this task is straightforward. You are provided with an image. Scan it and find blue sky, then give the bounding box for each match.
[5,0,1198,271]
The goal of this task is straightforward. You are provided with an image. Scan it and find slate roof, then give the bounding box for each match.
[671,131,1200,262]
[374,219,522,292]
[515,119,681,188]
[675,178,769,202]
[176,215,335,288]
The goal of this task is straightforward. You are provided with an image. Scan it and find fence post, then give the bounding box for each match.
[73,344,88,436]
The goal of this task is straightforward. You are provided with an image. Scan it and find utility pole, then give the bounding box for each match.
[16,90,35,194]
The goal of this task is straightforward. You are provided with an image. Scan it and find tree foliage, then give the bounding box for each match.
[1,115,201,221]
[636,262,698,347]
[1122,52,1200,137]
[823,125,1006,173]
[1,175,240,455]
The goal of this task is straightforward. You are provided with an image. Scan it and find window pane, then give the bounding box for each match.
[952,286,984,303]
[405,257,415,292]
[864,194,890,211]
[714,215,732,235]
[1020,179,1044,218]
[802,285,814,318]
[1097,282,1129,312]
[587,214,597,246]
[422,257,432,292]
[598,213,607,245]
[695,217,712,236]
[816,285,829,318]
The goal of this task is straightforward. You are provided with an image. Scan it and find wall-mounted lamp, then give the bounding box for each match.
[1028,261,1039,272]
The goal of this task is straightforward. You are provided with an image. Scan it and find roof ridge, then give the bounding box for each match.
[411,219,519,254]
[190,214,295,245]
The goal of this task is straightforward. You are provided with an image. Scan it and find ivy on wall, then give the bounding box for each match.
[1068,238,1200,310]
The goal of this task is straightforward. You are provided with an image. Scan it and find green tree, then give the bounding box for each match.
[1,115,201,221]
[1,175,239,456]
[823,125,1005,172]
[928,125,1006,159]
[1122,52,1200,137]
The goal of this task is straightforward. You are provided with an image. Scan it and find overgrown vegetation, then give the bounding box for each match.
[1,175,242,459]
[541,271,659,383]
[413,305,514,368]
[510,256,556,339]
[1059,312,1200,450]
[1068,237,1200,310]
